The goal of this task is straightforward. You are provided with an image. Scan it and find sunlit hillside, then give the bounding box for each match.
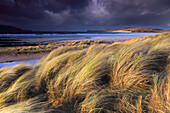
[0,33,169,113]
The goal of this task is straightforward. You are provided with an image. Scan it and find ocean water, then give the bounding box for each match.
[0,32,161,41]
[0,59,39,68]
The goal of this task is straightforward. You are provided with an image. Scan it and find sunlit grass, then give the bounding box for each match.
[0,33,169,112]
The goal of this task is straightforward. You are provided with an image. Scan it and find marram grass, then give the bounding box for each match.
[0,33,169,113]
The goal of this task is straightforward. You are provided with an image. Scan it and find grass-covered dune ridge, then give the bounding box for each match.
[0,33,169,113]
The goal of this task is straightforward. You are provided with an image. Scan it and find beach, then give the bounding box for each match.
[0,38,130,63]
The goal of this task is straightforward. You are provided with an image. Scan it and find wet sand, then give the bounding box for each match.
[0,52,50,63]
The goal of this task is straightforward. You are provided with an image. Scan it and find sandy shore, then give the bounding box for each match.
[0,52,50,63]
[0,38,130,63]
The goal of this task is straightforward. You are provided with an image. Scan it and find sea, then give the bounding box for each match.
[0,32,160,42]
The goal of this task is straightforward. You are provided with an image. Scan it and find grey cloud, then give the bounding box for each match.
[0,0,169,31]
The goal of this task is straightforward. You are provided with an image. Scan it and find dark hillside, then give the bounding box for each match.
[0,25,31,33]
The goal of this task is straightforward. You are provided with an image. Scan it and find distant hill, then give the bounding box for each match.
[88,28,169,33]
[0,25,32,33]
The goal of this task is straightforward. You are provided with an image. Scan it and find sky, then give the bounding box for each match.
[0,0,170,31]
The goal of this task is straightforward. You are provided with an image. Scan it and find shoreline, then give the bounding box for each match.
[0,38,131,63]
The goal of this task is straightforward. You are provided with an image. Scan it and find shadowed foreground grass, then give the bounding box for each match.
[0,33,169,113]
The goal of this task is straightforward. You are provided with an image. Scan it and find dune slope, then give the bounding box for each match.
[0,33,169,113]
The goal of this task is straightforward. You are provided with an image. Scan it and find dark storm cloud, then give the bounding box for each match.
[0,0,169,31]
[96,0,170,26]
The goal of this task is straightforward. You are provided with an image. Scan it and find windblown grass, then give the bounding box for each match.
[0,33,169,113]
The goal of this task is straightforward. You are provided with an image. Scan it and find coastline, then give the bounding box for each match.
[0,32,164,63]
[0,38,130,63]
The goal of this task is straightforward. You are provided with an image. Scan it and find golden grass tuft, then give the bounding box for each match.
[0,33,169,113]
